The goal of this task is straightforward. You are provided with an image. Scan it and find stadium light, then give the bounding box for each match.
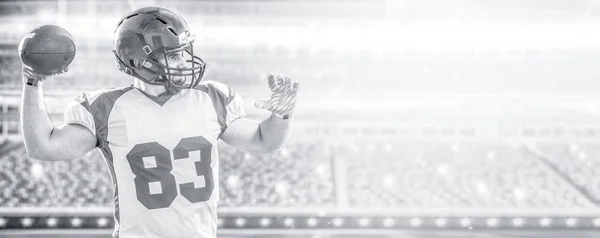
[306,217,318,227]
[460,217,472,227]
[259,218,271,227]
[283,217,295,227]
[383,217,395,228]
[234,218,246,227]
[540,217,552,227]
[409,218,422,227]
[46,217,58,228]
[332,217,344,227]
[565,218,578,228]
[593,218,600,227]
[486,218,499,227]
[21,217,33,228]
[358,217,371,227]
[71,217,83,228]
[435,218,448,228]
[96,217,109,228]
[512,217,525,227]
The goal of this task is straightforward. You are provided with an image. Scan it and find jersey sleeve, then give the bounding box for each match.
[200,81,246,134]
[63,92,96,137]
[224,88,245,127]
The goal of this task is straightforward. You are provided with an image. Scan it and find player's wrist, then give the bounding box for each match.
[22,76,42,87]
[273,112,292,120]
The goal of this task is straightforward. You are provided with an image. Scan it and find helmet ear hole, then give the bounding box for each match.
[129,59,136,67]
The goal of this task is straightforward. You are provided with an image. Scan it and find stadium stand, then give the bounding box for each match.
[219,142,335,207]
[0,140,596,209]
[533,142,600,203]
[0,55,20,86]
[0,147,111,207]
[342,141,592,208]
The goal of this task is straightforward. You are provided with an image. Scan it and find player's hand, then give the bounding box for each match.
[22,64,68,83]
[254,74,299,118]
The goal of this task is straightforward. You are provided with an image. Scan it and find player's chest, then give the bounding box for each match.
[106,96,221,148]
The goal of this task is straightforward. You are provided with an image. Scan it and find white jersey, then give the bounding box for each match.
[64,81,245,238]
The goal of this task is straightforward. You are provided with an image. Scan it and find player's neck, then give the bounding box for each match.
[133,78,167,97]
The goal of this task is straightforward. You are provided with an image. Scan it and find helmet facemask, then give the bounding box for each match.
[138,32,206,94]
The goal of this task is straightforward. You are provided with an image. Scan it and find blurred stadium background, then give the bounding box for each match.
[2,0,600,237]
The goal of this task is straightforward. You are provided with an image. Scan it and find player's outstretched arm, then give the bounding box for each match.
[20,66,96,161]
[220,74,298,153]
[220,115,293,153]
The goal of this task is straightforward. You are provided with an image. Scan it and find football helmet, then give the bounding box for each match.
[112,6,205,93]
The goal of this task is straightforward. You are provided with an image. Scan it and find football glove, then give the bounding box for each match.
[254,74,299,119]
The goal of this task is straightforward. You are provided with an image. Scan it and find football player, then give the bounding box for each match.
[20,6,298,238]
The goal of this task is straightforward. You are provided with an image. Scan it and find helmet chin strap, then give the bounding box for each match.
[165,82,181,94]
[160,75,181,94]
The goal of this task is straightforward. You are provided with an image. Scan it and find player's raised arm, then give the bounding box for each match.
[20,66,97,161]
[220,74,298,153]
[19,25,97,161]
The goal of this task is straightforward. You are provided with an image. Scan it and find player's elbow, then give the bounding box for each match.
[22,134,54,161]
[28,150,77,161]
[25,146,53,161]
[258,140,286,154]
[25,144,72,161]
[261,145,280,154]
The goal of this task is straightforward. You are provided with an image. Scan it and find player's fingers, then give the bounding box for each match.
[22,66,33,74]
[282,76,292,91]
[254,100,271,109]
[267,74,276,89]
[291,82,300,91]
[23,69,37,79]
[22,65,49,81]
[272,75,285,91]
[276,74,284,86]
[22,66,41,77]
[22,71,34,79]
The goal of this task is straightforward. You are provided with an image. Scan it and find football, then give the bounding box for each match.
[18,25,76,75]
